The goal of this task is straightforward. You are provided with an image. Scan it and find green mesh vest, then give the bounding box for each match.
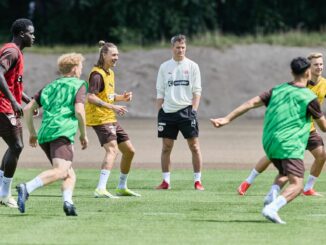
[263,83,317,159]
[38,77,87,144]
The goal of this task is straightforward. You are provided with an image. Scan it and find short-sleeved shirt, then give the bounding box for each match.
[0,47,19,72]
[34,84,87,106]
[259,82,322,120]
[88,71,105,94]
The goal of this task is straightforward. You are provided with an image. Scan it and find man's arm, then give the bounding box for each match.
[87,93,128,116]
[315,116,326,132]
[0,66,23,116]
[23,99,39,147]
[22,91,32,104]
[74,102,88,150]
[192,94,200,111]
[210,96,264,128]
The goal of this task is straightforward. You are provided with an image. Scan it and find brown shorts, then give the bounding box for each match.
[92,122,129,146]
[306,130,324,151]
[0,113,22,138]
[39,137,73,164]
[270,158,305,178]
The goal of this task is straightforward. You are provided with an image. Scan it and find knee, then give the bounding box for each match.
[55,168,69,180]
[11,142,24,156]
[189,143,200,154]
[162,144,173,154]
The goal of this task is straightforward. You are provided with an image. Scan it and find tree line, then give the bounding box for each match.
[1,0,326,45]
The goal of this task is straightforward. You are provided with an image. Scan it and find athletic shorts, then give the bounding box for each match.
[0,113,22,138]
[40,137,73,164]
[157,105,199,140]
[270,158,305,178]
[92,122,129,146]
[306,130,324,151]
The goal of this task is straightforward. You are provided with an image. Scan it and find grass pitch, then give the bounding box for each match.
[1,169,326,245]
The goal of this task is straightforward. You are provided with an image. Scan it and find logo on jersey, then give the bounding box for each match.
[184,70,189,75]
[168,80,189,87]
[17,75,23,83]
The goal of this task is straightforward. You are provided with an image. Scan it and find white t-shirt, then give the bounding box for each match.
[156,57,202,113]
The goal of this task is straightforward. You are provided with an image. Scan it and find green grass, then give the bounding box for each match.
[2,169,326,244]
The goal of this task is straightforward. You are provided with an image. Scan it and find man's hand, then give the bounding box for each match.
[210,118,230,128]
[79,135,88,150]
[11,100,23,117]
[113,104,128,116]
[123,91,132,102]
[29,134,38,147]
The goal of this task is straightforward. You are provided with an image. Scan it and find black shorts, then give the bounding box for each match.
[157,105,199,140]
[0,113,22,138]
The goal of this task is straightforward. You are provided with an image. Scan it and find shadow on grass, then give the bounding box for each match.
[191,219,268,223]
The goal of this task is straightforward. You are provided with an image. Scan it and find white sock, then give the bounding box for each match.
[97,169,110,190]
[245,168,260,184]
[118,173,128,189]
[269,184,281,194]
[194,172,201,182]
[26,176,44,194]
[162,172,170,184]
[304,175,317,192]
[0,170,4,188]
[62,189,73,204]
[268,195,287,212]
[0,176,12,197]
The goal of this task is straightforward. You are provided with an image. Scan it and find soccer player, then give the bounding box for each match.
[85,41,140,198]
[211,57,326,224]
[156,34,204,190]
[237,52,326,197]
[0,18,35,208]
[16,53,88,216]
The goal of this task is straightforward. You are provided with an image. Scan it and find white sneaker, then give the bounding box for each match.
[262,206,286,224]
[263,189,278,206]
[0,196,18,208]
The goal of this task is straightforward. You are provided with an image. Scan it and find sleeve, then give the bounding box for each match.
[259,89,273,106]
[156,65,165,99]
[0,48,19,72]
[307,98,323,119]
[74,84,87,104]
[34,89,44,107]
[192,63,202,95]
[88,72,104,94]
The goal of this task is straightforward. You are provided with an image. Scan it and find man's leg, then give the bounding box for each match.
[156,138,174,189]
[263,174,288,206]
[238,156,271,195]
[94,140,119,198]
[186,137,204,190]
[62,167,78,216]
[263,174,303,224]
[115,140,140,196]
[16,158,72,213]
[0,130,23,208]
[304,145,326,196]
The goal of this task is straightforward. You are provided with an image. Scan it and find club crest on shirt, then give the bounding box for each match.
[17,75,23,83]
[184,70,189,75]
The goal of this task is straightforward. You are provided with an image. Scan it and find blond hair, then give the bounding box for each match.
[307,52,323,60]
[57,53,85,75]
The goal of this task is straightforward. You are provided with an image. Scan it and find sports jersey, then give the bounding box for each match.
[37,77,87,144]
[263,83,317,159]
[156,57,201,113]
[0,43,24,113]
[85,66,116,125]
[308,77,326,131]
